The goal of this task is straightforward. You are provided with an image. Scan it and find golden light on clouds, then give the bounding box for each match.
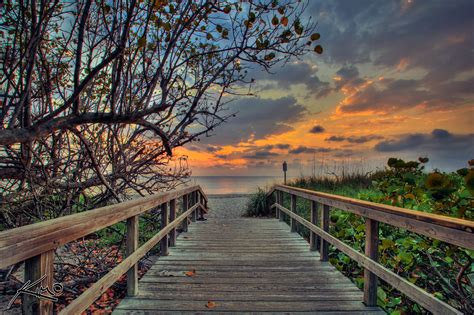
[180,1,473,175]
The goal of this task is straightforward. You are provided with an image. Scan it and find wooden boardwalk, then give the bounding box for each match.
[114,216,384,314]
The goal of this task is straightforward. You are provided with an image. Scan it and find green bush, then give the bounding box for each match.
[285,157,474,314]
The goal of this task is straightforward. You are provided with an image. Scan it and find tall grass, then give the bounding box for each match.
[245,188,272,216]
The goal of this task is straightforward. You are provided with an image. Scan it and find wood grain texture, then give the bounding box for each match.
[59,202,204,315]
[271,185,474,249]
[114,217,382,314]
[126,216,139,297]
[182,194,189,232]
[160,202,169,256]
[320,204,330,261]
[364,218,379,306]
[310,200,320,251]
[23,250,54,315]
[169,199,177,247]
[274,203,462,315]
[290,194,297,232]
[0,186,207,268]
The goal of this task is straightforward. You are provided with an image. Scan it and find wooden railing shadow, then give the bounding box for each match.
[268,184,474,315]
[0,185,208,314]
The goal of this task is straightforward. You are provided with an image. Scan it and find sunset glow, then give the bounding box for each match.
[178,1,473,176]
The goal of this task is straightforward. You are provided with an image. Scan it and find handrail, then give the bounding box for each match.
[269,184,473,315]
[0,185,207,268]
[0,185,208,314]
[270,184,473,249]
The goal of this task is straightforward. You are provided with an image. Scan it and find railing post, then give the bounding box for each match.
[169,199,176,247]
[364,218,379,306]
[160,202,169,256]
[191,191,197,222]
[290,194,297,232]
[182,194,189,232]
[320,204,330,261]
[23,250,54,315]
[126,215,138,296]
[310,201,320,251]
[279,191,284,222]
[199,192,204,218]
[198,190,204,219]
[275,191,280,219]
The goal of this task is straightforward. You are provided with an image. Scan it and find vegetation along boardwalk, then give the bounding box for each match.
[1,185,472,314]
[114,217,384,314]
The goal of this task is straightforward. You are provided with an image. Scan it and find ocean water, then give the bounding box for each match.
[187,176,288,195]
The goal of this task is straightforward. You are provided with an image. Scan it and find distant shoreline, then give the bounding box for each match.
[207,193,251,198]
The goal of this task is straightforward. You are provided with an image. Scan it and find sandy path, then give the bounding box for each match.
[206,194,250,219]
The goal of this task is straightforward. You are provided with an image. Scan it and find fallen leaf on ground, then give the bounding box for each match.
[206,301,217,308]
[184,269,196,277]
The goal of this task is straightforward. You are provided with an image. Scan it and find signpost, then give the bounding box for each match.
[282,161,287,185]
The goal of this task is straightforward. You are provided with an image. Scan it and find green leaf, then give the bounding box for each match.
[381,239,395,250]
[377,287,387,302]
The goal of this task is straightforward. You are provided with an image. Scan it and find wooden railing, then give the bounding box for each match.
[0,185,208,315]
[268,184,474,315]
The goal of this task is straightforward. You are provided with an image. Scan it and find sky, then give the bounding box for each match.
[178,0,474,177]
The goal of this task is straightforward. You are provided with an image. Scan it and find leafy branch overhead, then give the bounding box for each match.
[0,0,322,227]
[0,0,322,146]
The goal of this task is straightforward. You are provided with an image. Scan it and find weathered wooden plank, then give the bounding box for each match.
[290,194,297,232]
[320,204,330,261]
[169,199,177,247]
[310,200,320,251]
[114,299,382,312]
[59,203,202,315]
[126,215,138,297]
[145,269,345,278]
[191,192,197,222]
[134,291,364,301]
[182,194,189,232]
[364,218,379,306]
[276,191,282,220]
[275,203,462,315]
[114,212,384,315]
[160,202,169,256]
[272,185,474,249]
[0,186,206,268]
[113,310,384,315]
[23,250,54,315]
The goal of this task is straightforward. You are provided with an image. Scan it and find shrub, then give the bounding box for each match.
[284,157,474,314]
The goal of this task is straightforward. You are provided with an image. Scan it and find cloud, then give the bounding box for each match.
[243,150,279,160]
[247,61,332,99]
[308,1,474,114]
[374,129,474,169]
[289,146,333,154]
[309,1,474,79]
[309,125,325,133]
[205,145,222,153]
[333,65,366,92]
[261,143,291,150]
[337,77,473,114]
[326,134,383,144]
[202,96,306,145]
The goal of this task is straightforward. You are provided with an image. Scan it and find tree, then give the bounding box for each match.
[0,0,322,226]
